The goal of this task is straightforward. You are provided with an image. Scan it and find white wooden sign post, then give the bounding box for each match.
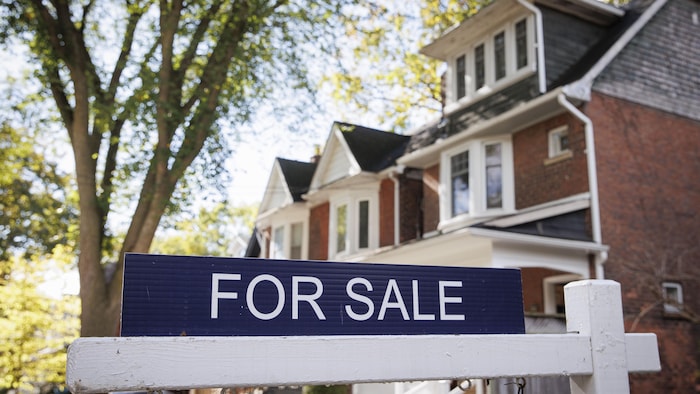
[66,279,660,394]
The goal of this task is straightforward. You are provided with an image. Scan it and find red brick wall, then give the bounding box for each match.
[308,202,329,261]
[379,178,395,247]
[262,226,271,258]
[588,92,700,393]
[422,164,440,233]
[513,112,589,209]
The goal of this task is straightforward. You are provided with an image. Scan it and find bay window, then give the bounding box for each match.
[440,137,514,227]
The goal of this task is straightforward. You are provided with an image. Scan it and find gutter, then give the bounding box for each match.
[557,94,607,279]
[516,0,547,94]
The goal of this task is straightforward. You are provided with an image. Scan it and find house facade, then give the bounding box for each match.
[249,0,700,392]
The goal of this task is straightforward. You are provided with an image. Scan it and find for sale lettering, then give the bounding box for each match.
[211,273,465,322]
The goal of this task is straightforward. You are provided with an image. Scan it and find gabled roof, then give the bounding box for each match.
[335,122,410,172]
[278,158,317,202]
[258,158,316,214]
[309,122,410,191]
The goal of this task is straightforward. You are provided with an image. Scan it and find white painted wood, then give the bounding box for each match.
[66,280,661,394]
[67,334,592,393]
[565,280,630,394]
[625,333,661,373]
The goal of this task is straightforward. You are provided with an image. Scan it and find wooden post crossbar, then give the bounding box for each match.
[66,280,661,394]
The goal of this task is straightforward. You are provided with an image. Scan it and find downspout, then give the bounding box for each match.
[557,94,607,279]
[389,165,406,246]
[517,0,546,93]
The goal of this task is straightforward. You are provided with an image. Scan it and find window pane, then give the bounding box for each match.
[272,226,285,259]
[494,31,506,80]
[515,19,528,69]
[456,55,466,99]
[451,151,470,216]
[336,204,347,253]
[559,133,569,152]
[474,44,485,90]
[549,127,570,157]
[290,222,303,259]
[485,143,503,209]
[358,200,369,249]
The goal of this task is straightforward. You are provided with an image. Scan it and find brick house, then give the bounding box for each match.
[249,0,700,392]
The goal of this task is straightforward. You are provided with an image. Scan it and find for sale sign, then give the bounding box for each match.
[120,254,525,336]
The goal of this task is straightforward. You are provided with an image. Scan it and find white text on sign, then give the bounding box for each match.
[210,273,465,321]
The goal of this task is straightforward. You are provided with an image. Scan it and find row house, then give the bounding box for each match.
[248,0,700,392]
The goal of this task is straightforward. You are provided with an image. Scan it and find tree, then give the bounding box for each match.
[0,123,79,390]
[1,0,343,337]
[0,0,496,338]
[151,202,257,257]
[323,0,491,130]
[0,248,80,392]
[0,123,77,262]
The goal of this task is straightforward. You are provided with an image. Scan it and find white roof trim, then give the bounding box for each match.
[483,193,591,228]
[258,159,293,215]
[308,123,362,192]
[469,227,609,253]
[563,0,669,101]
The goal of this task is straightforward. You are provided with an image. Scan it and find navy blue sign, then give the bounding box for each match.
[120,254,525,336]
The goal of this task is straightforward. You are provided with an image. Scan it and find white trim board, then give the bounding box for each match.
[67,333,657,393]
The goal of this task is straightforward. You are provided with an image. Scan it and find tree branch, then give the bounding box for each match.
[175,0,224,86]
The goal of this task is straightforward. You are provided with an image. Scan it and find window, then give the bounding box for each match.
[474,44,485,90]
[662,282,683,314]
[515,19,528,69]
[330,194,378,258]
[269,221,306,260]
[485,143,502,209]
[271,226,284,258]
[336,204,348,254]
[449,15,534,105]
[441,138,513,226]
[451,151,470,216]
[290,222,303,259]
[358,200,369,249]
[494,31,506,81]
[456,55,466,99]
[548,126,570,158]
[543,274,581,315]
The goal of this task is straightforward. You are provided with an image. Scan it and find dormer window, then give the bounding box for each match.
[515,19,528,69]
[450,15,535,106]
[456,55,466,99]
[494,30,506,80]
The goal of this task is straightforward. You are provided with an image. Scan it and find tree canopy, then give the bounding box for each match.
[0,0,493,339]
[1,0,348,336]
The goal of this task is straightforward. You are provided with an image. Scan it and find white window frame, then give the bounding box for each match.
[447,14,536,108]
[267,216,309,260]
[271,226,285,259]
[662,282,683,314]
[548,125,571,158]
[543,274,581,315]
[329,193,379,259]
[439,137,514,230]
